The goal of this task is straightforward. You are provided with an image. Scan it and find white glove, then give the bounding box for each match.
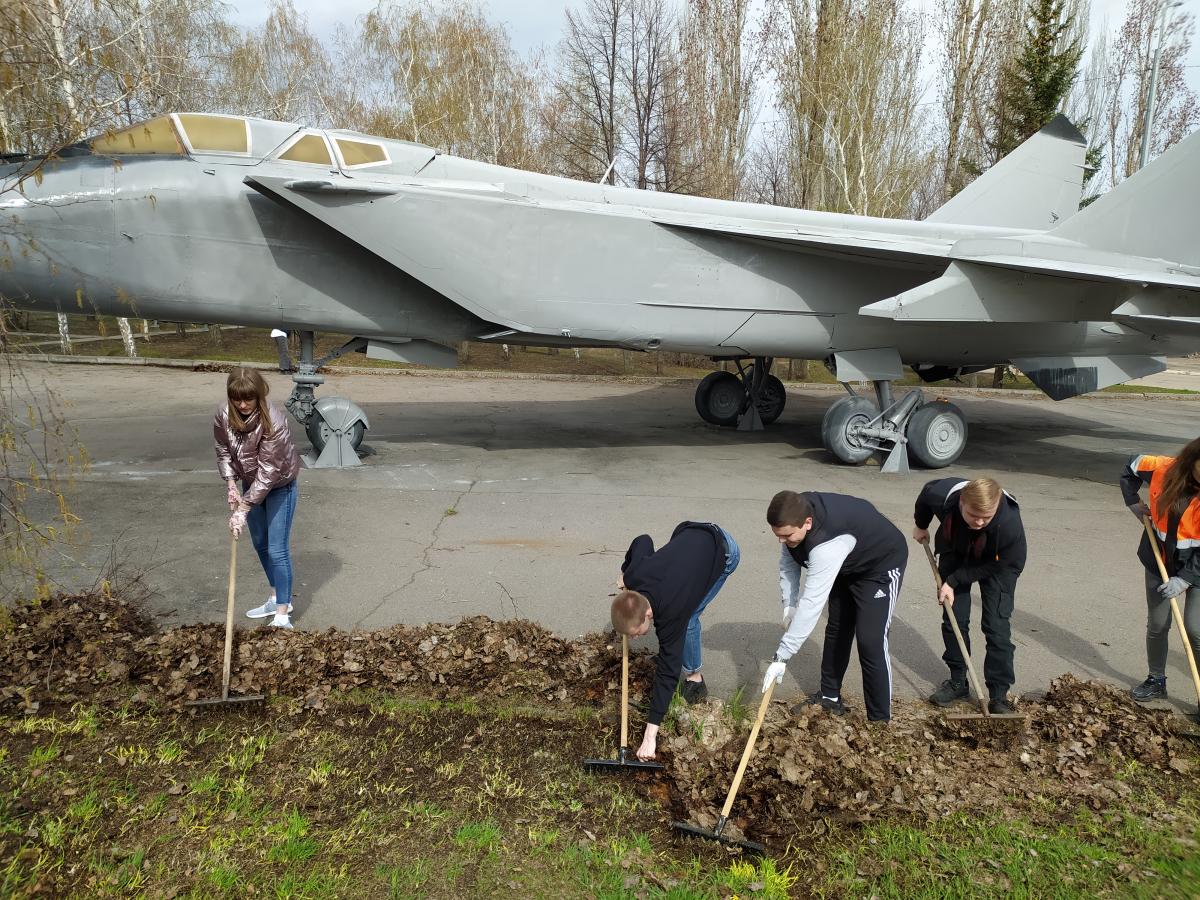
[226,481,241,511]
[782,605,796,629]
[1129,502,1150,521]
[228,507,248,537]
[762,660,786,693]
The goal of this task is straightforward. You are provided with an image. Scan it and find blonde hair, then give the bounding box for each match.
[961,477,1001,511]
[226,367,274,437]
[611,590,650,634]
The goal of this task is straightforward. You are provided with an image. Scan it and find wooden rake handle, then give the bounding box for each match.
[719,680,775,819]
[922,541,990,716]
[1142,517,1200,706]
[220,533,238,701]
[620,634,629,750]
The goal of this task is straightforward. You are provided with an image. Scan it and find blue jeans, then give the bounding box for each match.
[245,479,297,607]
[683,526,740,675]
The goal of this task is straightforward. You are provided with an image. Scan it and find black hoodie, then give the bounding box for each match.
[621,521,725,725]
[914,478,1026,589]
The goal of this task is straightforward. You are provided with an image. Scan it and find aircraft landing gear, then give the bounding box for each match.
[694,357,786,430]
[821,378,966,472]
[283,331,370,468]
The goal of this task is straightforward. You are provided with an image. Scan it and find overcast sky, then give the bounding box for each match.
[227,0,1199,109]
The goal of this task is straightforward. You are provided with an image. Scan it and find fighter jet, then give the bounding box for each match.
[1,112,1196,470]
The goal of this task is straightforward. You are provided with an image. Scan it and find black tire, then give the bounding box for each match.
[821,396,877,465]
[306,416,366,453]
[694,371,743,426]
[906,400,967,468]
[750,371,787,424]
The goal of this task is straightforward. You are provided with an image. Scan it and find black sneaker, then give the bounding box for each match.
[929,678,969,707]
[680,678,707,704]
[988,697,1016,715]
[793,693,847,716]
[1130,676,1167,702]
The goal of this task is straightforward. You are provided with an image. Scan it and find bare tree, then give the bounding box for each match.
[545,0,629,183]
[1100,0,1198,188]
[623,0,675,189]
[337,1,541,168]
[934,0,1023,203]
[219,0,335,126]
[674,0,760,200]
[769,0,931,215]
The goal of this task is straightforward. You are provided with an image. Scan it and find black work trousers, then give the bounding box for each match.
[939,554,1017,701]
[819,551,906,721]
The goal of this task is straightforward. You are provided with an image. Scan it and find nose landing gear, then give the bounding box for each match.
[282,331,370,468]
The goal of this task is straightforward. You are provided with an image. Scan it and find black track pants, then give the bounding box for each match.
[939,555,1017,700]
[818,552,905,721]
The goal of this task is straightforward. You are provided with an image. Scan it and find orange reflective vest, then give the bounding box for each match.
[1127,455,1200,550]
[1124,454,1200,580]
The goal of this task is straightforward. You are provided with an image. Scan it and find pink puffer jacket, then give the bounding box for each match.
[213,401,300,505]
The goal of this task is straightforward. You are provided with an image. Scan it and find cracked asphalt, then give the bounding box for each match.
[20,360,1200,714]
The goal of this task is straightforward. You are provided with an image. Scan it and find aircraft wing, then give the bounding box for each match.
[646,212,952,270]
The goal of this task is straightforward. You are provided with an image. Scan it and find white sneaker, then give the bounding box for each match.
[246,599,292,619]
[270,614,294,630]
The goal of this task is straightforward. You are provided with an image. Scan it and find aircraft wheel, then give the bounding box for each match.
[906,400,967,468]
[305,396,368,453]
[750,370,787,424]
[695,371,743,426]
[821,396,877,465]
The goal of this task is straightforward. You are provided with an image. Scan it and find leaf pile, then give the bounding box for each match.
[667,674,1197,846]
[0,591,653,711]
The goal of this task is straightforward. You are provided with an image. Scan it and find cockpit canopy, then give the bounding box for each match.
[88,114,435,174]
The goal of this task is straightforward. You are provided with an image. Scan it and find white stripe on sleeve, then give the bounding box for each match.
[775,534,857,661]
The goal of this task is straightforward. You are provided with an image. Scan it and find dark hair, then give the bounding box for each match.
[1157,436,1200,520]
[766,490,813,527]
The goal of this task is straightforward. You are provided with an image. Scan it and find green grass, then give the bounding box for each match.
[821,806,1200,899]
[2,696,1199,898]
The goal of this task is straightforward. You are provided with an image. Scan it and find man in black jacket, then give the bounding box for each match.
[913,476,1027,714]
[610,521,740,760]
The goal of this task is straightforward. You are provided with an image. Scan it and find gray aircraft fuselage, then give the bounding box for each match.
[0,115,1187,369]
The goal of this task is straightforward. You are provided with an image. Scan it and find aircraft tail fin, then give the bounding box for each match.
[1050,128,1200,267]
[926,114,1086,230]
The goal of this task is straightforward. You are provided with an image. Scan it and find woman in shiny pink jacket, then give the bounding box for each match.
[214,367,301,629]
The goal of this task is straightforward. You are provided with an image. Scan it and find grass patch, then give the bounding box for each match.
[1,692,1198,898]
[820,806,1200,899]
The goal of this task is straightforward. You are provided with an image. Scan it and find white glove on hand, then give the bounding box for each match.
[782,605,796,629]
[228,507,248,537]
[226,482,241,511]
[1129,502,1150,521]
[762,660,786,693]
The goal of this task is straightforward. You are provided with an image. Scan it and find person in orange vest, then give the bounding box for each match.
[1120,437,1200,708]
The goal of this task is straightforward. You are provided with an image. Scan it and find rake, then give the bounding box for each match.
[670,680,773,854]
[186,534,265,709]
[922,541,1025,726]
[583,634,665,772]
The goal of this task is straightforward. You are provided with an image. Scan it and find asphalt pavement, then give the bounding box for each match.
[16,360,1200,716]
